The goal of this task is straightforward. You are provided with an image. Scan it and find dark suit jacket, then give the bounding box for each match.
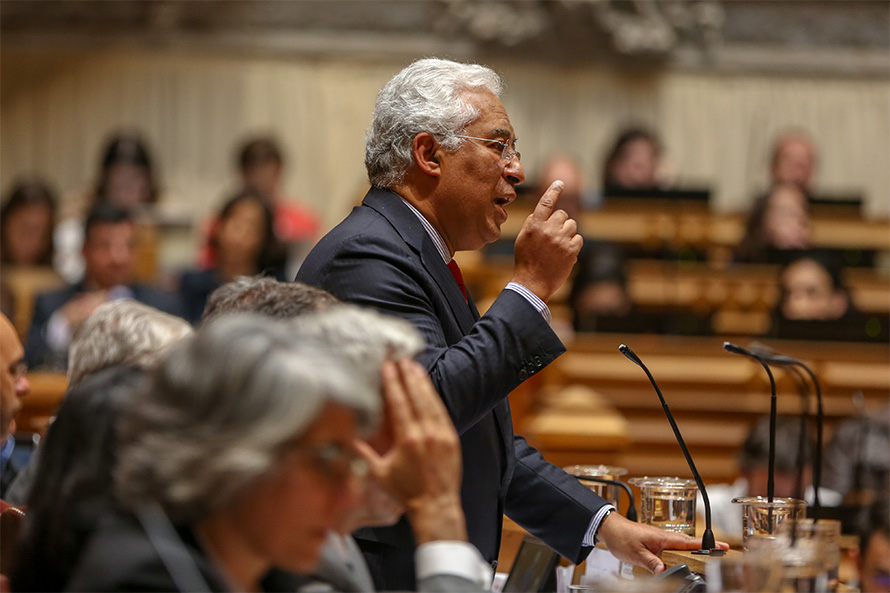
[297,188,607,590]
[25,283,184,368]
[65,509,300,592]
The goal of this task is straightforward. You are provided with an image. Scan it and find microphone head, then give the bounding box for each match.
[618,344,642,366]
[723,341,751,356]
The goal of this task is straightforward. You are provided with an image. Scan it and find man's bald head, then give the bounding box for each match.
[0,314,29,441]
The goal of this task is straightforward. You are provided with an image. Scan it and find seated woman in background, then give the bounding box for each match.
[601,126,663,193]
[55,132,162,283]
[1,178,57,268]
[62,315,379,592]
[734,182,811,264]
[179,189,286,324]
[777,251,851,322]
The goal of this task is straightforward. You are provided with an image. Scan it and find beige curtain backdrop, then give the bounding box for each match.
[3,51,888,262]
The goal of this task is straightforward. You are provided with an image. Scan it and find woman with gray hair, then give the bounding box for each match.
[65,315,380,592]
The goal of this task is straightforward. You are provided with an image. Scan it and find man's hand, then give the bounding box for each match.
[512,180,583,302]
[355,358,467,543]
[596,512,730,574]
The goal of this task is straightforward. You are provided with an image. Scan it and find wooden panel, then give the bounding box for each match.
[17,371,67,436]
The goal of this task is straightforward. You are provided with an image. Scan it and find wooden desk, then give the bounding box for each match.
[18,372,67,435]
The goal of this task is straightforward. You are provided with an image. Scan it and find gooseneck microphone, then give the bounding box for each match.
[723,342,778,502]
[574,475,638,522]
[618,344,724,555]
[748,348,825,517]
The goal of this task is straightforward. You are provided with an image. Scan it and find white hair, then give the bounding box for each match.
[365,57,503,188]
[114,314,380,521]
[290,305,424,393]
[67,300,192,386]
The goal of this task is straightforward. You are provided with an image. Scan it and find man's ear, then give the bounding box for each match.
[412,132,442,178]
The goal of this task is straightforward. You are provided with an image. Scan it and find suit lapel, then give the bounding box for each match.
[363,189,477,334]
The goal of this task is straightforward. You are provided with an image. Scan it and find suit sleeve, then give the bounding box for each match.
[298,233,565,433]
[504,434,608,565]
[24,294,56,367]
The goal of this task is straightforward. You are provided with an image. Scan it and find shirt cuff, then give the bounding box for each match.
[415,540,493,587]
[582,505,616,547]
[46,310,73,353]
[505,282,552,323]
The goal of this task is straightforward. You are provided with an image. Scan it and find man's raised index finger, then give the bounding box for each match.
[533,180,564,220]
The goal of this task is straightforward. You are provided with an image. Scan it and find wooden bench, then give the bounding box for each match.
[524,334,889,486]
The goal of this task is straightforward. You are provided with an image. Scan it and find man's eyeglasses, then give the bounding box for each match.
[293,442,369,483]
[452,135,521,163]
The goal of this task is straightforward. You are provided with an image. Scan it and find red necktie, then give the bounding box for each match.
[447,260,468,303]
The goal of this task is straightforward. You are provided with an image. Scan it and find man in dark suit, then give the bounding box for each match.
[25,204,182,368]
[298,58,713,590]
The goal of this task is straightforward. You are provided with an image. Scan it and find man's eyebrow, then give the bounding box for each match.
[492,128,515,141]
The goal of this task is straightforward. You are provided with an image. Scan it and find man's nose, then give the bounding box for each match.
[505,157,525,185]
[17,375,30,398]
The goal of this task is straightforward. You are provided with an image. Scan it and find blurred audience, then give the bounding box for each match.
[26,204,182,369]
[770,130,816,195]
[55,132,160,283]
[5,299,193,507]
[0,314,31,499]
[1,179,58,268]
[179,189,287,324]
[734,182,811,264]
[602,126,663,192]
[9,366,151,592]
[200,136,320,276]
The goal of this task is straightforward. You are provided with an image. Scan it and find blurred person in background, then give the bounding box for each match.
[1,179,58,268]
[5,299,193,508]
[775,251,851,322]
[0,313,31,499]
[26,205,182,369]
[179,189,287,324]
[569,243,632,332]
[536,154,587,221]
[601,126,663,193]
[199,136,320,277]
[734,182,811,264]
[770,130,817,195]
[822,404,889,505]
[55,132,161,283]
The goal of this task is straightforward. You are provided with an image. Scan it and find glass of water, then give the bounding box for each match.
[628,476,698,536]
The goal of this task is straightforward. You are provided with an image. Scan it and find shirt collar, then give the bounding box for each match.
[399,198,451,263]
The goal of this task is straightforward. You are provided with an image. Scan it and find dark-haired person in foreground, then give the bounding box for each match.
[9,366,151,592]
[298,57,720,591]
[25,204,182,368]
